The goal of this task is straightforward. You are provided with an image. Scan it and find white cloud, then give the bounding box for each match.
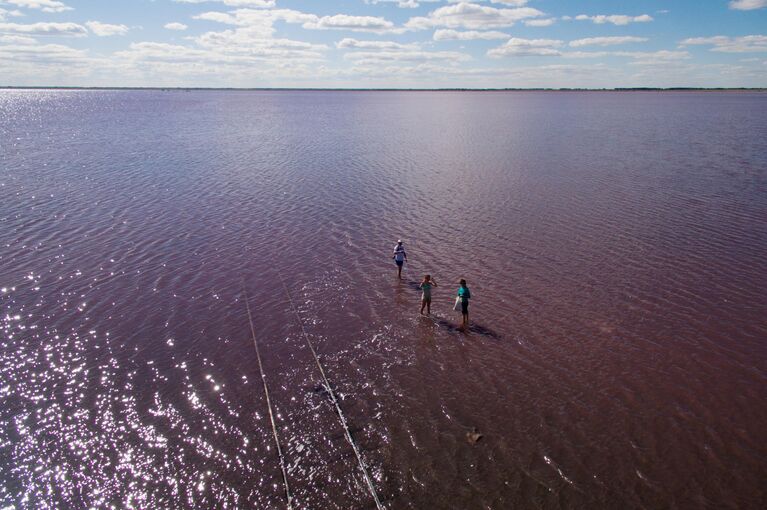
[680,35,767,53]
[0,34,35,43]
[487,0,529,5]
[365,0,440,8]
[3,0,72,13]
[0,41,90,65]
[304,14,401,33]
[336,34,469,65]
[344,49,470,64]
[569,36,648,48]
[728,0,767,10]
[336,38,418,50]
[524,18,555,27]
[629,50,690,60]
[406,2,544,30]
[197,31,325,57]
[574,14,653,26]
[85,21,129,37]
[194,11,239,24]
[191,8,401,34]
[115,39,324,66]
[173,0,275,7]
[0,21,86,36]
[433,28,509,40]
[164,22,189,31]
[563,50,689,61]
[0,7,24,20]
[192,8,315,36]
[488,37,563,57]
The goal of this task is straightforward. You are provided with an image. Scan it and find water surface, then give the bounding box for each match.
[1,90,766,509]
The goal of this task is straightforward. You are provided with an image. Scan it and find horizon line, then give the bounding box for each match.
[2,86,766,92]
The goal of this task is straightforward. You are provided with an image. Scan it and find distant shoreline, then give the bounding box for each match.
[1,86,765,92]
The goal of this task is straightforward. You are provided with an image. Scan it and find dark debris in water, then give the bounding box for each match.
[466,427,483,444]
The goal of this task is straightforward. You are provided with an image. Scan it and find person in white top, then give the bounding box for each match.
[392,239,407,279]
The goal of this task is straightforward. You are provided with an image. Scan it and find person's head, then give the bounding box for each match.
[459,278,467,287]
[423,274,431,282]
[397,239,403,245]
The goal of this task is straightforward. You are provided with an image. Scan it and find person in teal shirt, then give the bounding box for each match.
[457,279,471,328]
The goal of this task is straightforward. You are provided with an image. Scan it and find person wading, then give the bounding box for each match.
[457,279,471,329]
[392,239,407,279]
[419,274,437,315]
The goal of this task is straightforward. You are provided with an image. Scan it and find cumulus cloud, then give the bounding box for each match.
[487,0,529,5]
[406,2,544,30]
[524,18,555,27]
[344,49,470,64]
[0,7,24,20]
[563,50,689,61]
[192,27,327,60]
[173,0,275,7]
[569,36,648,48]
[728,0,767,10]
[192,8,314,39]
[192,8,401,34]
[0,34,35,43]
[433,28,509,40]
[304,14,402,33]
[0,41,90,66]
[164,22,188,31]
[3,0,72,13]
[336,38,418,50]
[336,34,469,65]
[574,14,653,25]
[364,0,440,8]
[86,21,129,37]
[680,35,767,52]
[194,11,239,24]
[116,39,325,66]
[488,37,563,57]
[0,21,87,36]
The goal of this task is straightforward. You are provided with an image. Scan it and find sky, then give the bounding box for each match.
[1,0,766,88]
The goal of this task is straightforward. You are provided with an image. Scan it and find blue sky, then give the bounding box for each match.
[1,0,766,87]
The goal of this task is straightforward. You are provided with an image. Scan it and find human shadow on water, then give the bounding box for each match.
[420,314,502,340]
[405,279,422,292]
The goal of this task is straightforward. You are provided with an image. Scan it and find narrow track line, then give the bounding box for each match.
[277,272,385,510]
[242,282,293,510]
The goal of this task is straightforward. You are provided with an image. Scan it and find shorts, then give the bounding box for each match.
[461,300,469,314]
[396,260,404,267]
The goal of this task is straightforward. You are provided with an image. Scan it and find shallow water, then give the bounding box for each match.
[1,90,766,509]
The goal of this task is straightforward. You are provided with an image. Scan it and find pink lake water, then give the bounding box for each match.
[1,90,766,509]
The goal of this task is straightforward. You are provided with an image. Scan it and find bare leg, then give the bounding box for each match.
[426,300,431,315]
[420,299,426,315]
[397,265,402,279]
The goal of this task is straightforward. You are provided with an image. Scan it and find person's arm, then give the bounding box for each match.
[432,279,437,287]
[466,288,471,299]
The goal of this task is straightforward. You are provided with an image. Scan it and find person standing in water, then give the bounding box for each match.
[392,239,407,279]
[419,275,437,315]
[457,279,471,328]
